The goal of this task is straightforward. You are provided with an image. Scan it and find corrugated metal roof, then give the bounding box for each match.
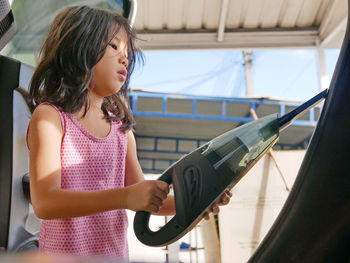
[134,0,348,50]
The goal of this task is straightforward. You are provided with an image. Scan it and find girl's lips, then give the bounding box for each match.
[117,70,127,80]
[118,70,127,76]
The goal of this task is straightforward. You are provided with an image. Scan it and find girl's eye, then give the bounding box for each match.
[109,43,118,50]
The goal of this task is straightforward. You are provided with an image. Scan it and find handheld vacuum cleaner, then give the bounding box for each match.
[134,88,328,247]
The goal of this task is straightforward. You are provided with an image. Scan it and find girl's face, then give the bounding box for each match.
[91,27,129,97]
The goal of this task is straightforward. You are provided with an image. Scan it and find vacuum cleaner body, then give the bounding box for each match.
[134,86,328,247]
[134,114,280,246]
[134,75,330,247]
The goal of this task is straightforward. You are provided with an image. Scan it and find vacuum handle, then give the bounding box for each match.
[134,151,223,247]
[133,167,186,247]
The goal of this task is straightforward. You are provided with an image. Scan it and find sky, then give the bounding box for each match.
[130,49,340,102]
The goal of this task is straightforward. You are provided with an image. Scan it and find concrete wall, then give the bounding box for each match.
[219,150,305,263]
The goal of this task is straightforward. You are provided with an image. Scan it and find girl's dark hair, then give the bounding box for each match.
[29,5,143,131]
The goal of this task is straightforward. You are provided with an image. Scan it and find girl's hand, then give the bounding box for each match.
[203,190,232,220]
[125,180,169,213]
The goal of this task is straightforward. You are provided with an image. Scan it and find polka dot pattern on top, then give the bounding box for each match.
[38,103,128,259]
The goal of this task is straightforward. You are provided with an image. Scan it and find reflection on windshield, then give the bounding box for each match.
[5,0,127,64]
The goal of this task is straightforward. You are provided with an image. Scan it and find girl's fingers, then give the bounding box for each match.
[218,191,231,206]
[156,180,170,194]
[222,195,230,205]
[211,204,220,214]
[151,196,163,207]
[149,204,160,213]
[203,191,233,219]
[154,188,168,201]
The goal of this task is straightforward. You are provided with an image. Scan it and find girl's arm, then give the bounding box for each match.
[28,105,169,219]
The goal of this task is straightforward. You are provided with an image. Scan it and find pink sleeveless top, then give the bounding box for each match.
[37,104,128,259]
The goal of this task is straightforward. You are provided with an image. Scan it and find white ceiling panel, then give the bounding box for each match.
[135,0,348,50]
[319,0,348,40]
[260,0,285,28]
[226,0,244,28]
[167,0,185,30]
[186,0,205,29]
[202,0,221,29]
[279,0,305,27]
[315,0,332,25]
[145,0,164,30]
[296,0,323,27]
[242,0,265,28]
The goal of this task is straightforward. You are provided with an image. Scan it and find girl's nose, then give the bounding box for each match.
[120,56,128,68]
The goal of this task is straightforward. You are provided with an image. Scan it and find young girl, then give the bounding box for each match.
[27,5,231,259]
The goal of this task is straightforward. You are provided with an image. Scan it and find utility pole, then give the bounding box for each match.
[243,51,254,97]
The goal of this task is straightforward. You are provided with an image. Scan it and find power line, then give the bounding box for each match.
[278,57,314,97]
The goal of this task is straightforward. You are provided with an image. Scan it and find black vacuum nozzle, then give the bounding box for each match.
[278,89,328,131]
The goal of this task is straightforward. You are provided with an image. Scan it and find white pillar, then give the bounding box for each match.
[316,42,329,91]
[243,51,254,97]
[217,0,229,42]
[167,241,180,262]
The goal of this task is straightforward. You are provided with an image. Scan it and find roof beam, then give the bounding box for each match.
[320,16,347,47]
[217,0,229,42]
[137,29,319,50]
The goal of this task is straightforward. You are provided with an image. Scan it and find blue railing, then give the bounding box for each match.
[129,91,319,173]
[129,91,318,127]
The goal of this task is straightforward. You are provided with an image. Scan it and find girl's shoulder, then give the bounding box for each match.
[31,104,64,134]
[32,103,61,119]
[32,103,60,118]
[27,103,64,151]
